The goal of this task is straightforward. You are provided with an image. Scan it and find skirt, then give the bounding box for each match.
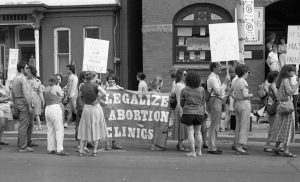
[270,111,295,144]
[171,106,188,141]
[78,104,107,142]
[33,94,42,116]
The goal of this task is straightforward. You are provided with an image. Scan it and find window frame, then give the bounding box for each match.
[173,4,233,65]
[54,27,71,73]
[83,26,101,40]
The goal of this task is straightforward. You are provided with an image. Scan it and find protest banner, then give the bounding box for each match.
[7,49,19,81]
[82,38,109,73]
[209,23,240,62]
[102,89,171,143]
[286,26,300,65]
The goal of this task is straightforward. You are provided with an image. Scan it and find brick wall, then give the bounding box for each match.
[142,0,267,110]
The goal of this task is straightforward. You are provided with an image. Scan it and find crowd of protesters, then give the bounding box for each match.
[0,60,298,158]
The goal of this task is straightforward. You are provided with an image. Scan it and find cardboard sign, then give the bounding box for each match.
[102,89,170,143]
[82,38,109,73]
[209,23,240,62]
[7,49,18,81]
[286,26,300,65]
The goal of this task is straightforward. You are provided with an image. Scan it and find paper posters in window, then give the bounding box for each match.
[177,28,192,36]
[82,38,109,73]
[178,37,185,45]
[200,51,205,60]
[186,37,210,51]
[7,49,18,81]
[209,23,239,62]
[179,51,184,60]
[189,51,195,60]
[200,27,206,36]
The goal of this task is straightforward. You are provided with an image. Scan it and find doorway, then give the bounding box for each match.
[19,44,35,63]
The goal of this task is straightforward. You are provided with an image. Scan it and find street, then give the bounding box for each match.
[0,138,300,182]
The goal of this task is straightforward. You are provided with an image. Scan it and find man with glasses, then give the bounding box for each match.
[206,62,229,154]
[11,61,36,152]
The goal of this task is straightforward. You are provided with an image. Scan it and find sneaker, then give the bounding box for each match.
[18,147,34,152]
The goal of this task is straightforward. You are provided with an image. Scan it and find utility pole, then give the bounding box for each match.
[236,0,245,64]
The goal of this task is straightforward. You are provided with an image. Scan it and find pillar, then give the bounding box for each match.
[236,0,245,64]
[32,11,44,77]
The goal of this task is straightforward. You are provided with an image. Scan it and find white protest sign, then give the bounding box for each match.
[7,49,18,81]
[209,23,240,62]
[244,0,255,40]
[82,38,109,73]
[286,26,300,65]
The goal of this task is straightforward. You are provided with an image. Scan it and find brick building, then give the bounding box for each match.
[0,0,143,90]
[142,0,295,108]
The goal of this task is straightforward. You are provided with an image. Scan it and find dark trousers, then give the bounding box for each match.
[15,99,33,149]
[293,95,299,130]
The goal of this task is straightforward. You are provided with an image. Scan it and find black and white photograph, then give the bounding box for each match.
[0,0,299,181]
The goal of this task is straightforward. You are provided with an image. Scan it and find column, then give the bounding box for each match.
[32,11,44,77]
[34,28,40,77]
[236,0,245,64]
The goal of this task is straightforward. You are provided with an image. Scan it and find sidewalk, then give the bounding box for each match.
[3,121,300,143]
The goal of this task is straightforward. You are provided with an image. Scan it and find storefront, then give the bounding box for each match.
[142,0,283,109]
[0,0,121,84]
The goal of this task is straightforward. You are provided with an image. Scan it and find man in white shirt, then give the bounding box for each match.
[64,64,78,128]
[206,62,229,154]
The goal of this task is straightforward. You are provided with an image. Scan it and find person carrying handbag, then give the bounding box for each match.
[264,71,279,152]
[269,65,299,158]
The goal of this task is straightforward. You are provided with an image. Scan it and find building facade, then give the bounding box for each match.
[142,0,291,109]
[0,0,143,90]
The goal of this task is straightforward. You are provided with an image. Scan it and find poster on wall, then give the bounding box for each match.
[209,23,240,62]
[245,7,264,45]
[243,0,255,40]
[186,37,210,51]
[7,49,19,81]
[82,38,109,73]
[286,26,300,65]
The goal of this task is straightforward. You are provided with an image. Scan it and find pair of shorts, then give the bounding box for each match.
[181,114,204,126]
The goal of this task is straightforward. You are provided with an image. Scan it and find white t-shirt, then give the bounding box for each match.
[138,80,148,92]
[290,75,299,95]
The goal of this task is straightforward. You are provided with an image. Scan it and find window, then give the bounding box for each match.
[54,28,71,73]
[84,27,100,39]
[173,4,233,64]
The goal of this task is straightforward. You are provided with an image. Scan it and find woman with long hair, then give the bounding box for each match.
[27,66,44,130]
[264,71,279,152]
[172,69,188,151]
[180,72,205,157]
[269,65,299,157]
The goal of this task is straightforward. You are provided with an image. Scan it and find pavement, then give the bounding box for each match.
[3,120,300,143]
[1,121,300,182]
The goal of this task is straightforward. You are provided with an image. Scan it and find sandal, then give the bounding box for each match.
[235,149,248,155]
[0,142,9,145]
[273,149,282,156]
[78,152,84,157]
[264,147,274,153]
[176,144,185,151]
[112,144,122,150]
[282,152,296,158]
[186,152,197,157]
[91,152,97,157]
[150,145,163,151]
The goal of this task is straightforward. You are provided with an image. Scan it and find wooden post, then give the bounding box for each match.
[236,0,245,64]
